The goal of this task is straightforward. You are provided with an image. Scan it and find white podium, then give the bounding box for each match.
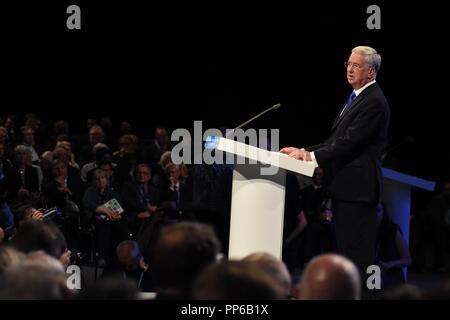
[207,136,317,259]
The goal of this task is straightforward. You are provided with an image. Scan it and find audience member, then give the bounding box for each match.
[242,252,292,299]
[294,253,361,300]
[152,222,221,299]
[193,260,285,300]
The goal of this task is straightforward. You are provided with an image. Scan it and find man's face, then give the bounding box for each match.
[120,121,132,134]
[346,52,375,89]
[168,166,180,183]
[95,174,108,190]
[0,128,7,143]
[87,119,96,129]
[120,139,134,153]
[54,148,70,164]
[53,162,67,178]
[155,128,169,146]
[16,150,28,165]
[23,128,34,145]
[59,141,71,152]
[100,164,113,179]
[136,166,151,184]
[89,129,104,145]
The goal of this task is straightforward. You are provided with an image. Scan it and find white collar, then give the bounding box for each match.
[354,80,376,96]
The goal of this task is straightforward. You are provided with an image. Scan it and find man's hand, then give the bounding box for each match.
[99,207,121,220]
[29,209,44,221]
[110,212,122,220]
[279,147,312,161]
[137,211,151,219]
[59,249,72,269]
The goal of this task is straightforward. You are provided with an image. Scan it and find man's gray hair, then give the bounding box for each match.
[14,144,31,156]
[352,46,381,73]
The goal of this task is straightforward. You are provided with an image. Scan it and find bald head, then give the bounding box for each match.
[242,252,292,298]
[297,254,361,300]
[116,240,142,272]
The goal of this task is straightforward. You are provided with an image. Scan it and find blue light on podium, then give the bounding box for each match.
[205,136,220,150]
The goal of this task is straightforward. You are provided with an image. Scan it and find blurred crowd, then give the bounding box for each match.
[0,113,449,299]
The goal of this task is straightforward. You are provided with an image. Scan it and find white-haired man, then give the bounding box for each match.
[281,46,390,283]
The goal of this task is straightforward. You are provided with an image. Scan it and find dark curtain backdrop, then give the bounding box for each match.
[2,1,449,184]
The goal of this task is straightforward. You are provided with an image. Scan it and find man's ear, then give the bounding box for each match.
[368,68,376,81]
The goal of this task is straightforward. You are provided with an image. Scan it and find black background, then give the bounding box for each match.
[2,1,449,186]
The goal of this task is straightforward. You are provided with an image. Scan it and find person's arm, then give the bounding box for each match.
[380,230,412,271]
[121,184,148,220]
[284,211,308,247]
[305,143,325,152]
[82,188,116,219]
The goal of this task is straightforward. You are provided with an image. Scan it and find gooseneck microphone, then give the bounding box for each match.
[226,103,282,137]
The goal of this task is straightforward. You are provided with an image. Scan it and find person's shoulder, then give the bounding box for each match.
[365,83,388,101]
[68,165,81,176]
[84,185,97,194]
[122,180,137,187]
[361,85,390,113]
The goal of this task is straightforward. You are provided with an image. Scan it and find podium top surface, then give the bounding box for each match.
[206,136,317,177]
[382,168,436,191]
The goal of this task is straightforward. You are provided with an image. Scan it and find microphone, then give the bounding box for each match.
[226,103,282,137]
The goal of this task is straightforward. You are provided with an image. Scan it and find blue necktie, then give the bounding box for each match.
[340,91,356,117]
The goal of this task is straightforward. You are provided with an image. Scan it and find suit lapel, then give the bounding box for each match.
[331,95,362,131]
[330,83,378,132]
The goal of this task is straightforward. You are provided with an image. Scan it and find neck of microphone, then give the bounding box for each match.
[226,103,281,138]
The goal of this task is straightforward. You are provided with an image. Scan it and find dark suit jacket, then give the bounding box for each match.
[161,178,194,219]
[5,165,40,202]
[306,83,390,204]
[42,168,85,209]
[121,181,161,223]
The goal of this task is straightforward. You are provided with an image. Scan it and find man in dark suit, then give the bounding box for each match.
[281,46,390,277]
[121,164,161,256]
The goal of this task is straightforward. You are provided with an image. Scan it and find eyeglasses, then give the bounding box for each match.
[344,61,366,70]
